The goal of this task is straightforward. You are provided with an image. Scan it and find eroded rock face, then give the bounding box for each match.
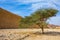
[0,8,21,29]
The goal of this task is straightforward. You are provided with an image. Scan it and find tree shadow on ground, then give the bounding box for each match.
[33,31,60,36]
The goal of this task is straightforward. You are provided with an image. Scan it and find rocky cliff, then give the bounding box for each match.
[0,8,21,29]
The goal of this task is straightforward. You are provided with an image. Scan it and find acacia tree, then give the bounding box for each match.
[30,8,58,34]
[20,8,58,34]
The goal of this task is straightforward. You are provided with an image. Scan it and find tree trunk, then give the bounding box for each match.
[41,26,44,34]
[41,20,44,34]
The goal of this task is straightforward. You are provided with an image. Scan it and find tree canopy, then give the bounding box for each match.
[19,8,58,30]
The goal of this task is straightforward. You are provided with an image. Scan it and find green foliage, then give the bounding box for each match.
[32,8,58,21]
[19,17,33,28]
[19,8,58,29]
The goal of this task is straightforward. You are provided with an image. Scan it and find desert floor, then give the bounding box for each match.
[0,29,60,40]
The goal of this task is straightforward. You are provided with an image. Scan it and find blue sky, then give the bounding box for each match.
[0,0,60,26]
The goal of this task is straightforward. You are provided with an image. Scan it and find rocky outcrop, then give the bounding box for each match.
[0,8,22,29]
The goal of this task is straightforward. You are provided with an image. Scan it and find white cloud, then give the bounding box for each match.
[51,0,60,3]
[17,0,44,3]
[31,3,57,11]
[28,0,58,12]
[23,0,43,3]
[13,0,59,11]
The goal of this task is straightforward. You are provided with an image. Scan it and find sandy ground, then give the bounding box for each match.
[0,29,60,40]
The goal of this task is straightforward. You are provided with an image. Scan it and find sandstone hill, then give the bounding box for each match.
[0,8,22,29]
